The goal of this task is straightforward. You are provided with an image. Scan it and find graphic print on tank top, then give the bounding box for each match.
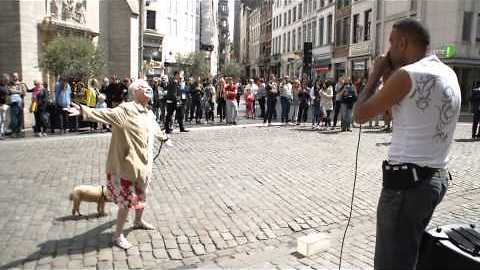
[409,74,457,143]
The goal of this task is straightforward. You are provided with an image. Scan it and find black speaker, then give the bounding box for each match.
[303,42,312,64]
[417,224,480,270]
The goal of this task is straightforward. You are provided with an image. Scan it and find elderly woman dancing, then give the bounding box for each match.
[69,79,169,249]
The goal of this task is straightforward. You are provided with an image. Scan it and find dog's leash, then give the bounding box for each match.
[153,139,165,161]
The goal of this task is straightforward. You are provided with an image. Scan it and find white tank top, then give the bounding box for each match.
[387,55,461,169]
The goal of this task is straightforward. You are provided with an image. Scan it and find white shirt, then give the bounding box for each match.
[388,55,461,169]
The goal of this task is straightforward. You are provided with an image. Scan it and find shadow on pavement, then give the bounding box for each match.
[55,213,106,222]
[0,220,116,270]
[292,128,342,135]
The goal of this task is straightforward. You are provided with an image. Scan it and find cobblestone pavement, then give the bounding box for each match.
[0,122,479,270]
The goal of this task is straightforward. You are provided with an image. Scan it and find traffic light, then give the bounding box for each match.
[303,42,312,64]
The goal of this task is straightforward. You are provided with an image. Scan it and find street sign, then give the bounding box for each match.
[432,44,456,58]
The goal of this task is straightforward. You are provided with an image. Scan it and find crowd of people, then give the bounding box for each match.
[0,68,396,140]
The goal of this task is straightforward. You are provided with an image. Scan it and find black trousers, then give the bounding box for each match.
[217,98,226,121]
[165,102,186,131]
[34,110,49,133]
[264,97,277,124]
[297,103,309,123]
[259,97,266,118]
[473,112,480,138]
[191,99,202,122]
[332,101,342,127]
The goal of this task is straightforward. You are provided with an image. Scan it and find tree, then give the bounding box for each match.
[223,61,244,79]
[176,51,210,79]
[40,36,105,82]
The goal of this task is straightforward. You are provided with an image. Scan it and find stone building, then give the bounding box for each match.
[374,0,480,112]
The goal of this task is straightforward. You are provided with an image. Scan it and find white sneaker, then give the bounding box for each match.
[113,234,133,250]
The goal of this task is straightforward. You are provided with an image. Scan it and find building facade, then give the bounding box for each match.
[218,0,230,73]
[333,0,352,80]
[374,0,480,112]
[248,8,261,78]
[348,0,373,81]
[200,0,219,76]
[0,0,101,86]
[146,0,200,75]
[272,0,305,78]
[258,0,274,78]
[239,3,251,75]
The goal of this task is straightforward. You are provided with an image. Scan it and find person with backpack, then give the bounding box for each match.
[340,78,357,132]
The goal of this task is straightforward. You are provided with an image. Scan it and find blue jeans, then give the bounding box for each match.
[280,96,291,123]
[341,103,353,130]
[374,172,448,270]
[312,104,322,125]
[9,102,22,134]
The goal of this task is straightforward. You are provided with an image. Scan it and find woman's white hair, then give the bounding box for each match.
[128,79,152,101]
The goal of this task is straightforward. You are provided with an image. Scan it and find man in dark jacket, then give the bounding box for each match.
[164,71,189,134]
[471,83,480,139]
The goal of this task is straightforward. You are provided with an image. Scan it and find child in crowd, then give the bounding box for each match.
[95,94,108,132]
[245,88,255,119]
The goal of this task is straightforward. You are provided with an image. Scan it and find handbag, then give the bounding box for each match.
[30,100,38,113]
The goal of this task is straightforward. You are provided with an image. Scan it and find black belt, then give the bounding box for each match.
[382,160,449,190]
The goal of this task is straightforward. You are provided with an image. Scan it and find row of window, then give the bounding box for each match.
[272,14,334,55]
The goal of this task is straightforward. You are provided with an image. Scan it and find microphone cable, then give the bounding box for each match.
[338,124,362,270]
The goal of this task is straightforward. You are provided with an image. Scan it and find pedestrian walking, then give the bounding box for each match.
[68,79,170,250]
[354,19,461,270]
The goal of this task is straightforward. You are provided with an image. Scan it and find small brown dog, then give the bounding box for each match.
[69,185,110,216]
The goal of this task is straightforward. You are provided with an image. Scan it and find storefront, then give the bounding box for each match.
[350,57,370,82]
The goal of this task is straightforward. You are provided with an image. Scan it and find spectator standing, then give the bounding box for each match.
[0,74,9,139]
[311,81,322,128]
[225,77,238,125]
[8,72,27,137]
[297,81,311,125]
[340,78,357,132]
[257,79,267,119]
[31,80,49,137]
[291,79,300,124]
[203,80,216,123]
[55,76,71,134]
[190,78,204,124]
[471,84,480,139]
[279,77,293,124]
[320,80,334,127]
[264,75,279,126]
[216,78,226,122]
[332,77,345,129]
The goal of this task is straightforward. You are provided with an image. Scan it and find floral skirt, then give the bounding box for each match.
[106,173,148,209]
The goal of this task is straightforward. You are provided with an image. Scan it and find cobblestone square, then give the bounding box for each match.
[0,123,479,269]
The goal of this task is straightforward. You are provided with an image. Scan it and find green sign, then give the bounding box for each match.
[444,45,456,58]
